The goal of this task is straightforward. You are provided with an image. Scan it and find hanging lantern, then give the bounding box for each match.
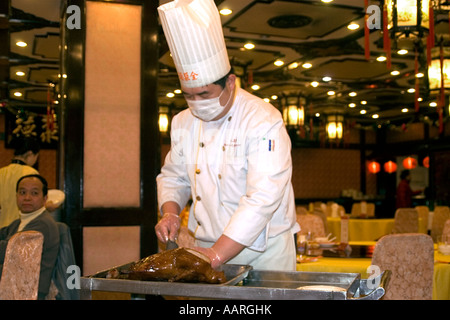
[423,156,430,168]
[368,161,381,174]
[386,0,430,35]
[326,114,344,140]
[384,160,398,173]
[403,156,418,169]
[159,113,169,133]
[428,46,450,91]
[282,96,306,127]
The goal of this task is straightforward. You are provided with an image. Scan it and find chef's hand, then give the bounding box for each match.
[192,247,223,269]
[155,212,181,243]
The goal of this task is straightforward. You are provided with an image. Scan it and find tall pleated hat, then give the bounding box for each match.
[158,0,231,88]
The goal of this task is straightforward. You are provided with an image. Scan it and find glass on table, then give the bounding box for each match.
[438,235,450,255]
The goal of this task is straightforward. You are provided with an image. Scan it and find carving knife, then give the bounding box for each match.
[166,239,178,250]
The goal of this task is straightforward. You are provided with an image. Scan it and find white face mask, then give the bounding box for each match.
[186,88,232,121]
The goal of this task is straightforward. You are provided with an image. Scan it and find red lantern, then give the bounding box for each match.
[403,157,417,169]
[423,156,430,168]
[384,161,397,173]
[368,161,381,174]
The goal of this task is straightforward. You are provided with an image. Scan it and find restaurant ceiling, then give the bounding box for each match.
[1,0,449,130]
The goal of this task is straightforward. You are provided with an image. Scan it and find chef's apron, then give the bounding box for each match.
[195,229,297,271]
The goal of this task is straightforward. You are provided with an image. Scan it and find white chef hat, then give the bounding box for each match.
[158,0,231,88]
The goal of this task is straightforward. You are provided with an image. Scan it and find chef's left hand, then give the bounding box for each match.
[193,247,223,269]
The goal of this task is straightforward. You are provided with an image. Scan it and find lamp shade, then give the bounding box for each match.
[423,156,429,168]
[403,156,418,169]
[368,161,381,174]
[384,160,397,173]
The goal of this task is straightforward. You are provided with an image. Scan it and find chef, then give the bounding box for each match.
[155,0,299,271]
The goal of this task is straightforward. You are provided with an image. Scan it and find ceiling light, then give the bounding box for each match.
[15,71,25,76]
[401,108,409,113]
[417,97,423,102]
[321,0,334,3]
[327,91,336,96]
[166,92,175,98]
[315,113,321,117]
[322,76,332,82]
[302,62,312,69]
[349,92,357,97]
[310,81,319,87]
[271,95,278,100]
[274,60,284,67]
[288,62,299,70]
[377,56,387,62]
[244,43,255,50]
[360,109,367,114]
[415,72,424,78]
[407,88,415,93]
[251,84,260,90]
[391,70,400,76]
[174,89,182,94]
[348,103,356,108]
[429,102,437,107]
[15,41,27,47]
[397,49,408,55]
[219,8,232,15]
[361,100,367,105]
[372,114,379,119]
[263,98,270,103]
[347,23,360,30]
[14,91,22,97]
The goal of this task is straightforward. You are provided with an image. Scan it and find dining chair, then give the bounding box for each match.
[296,206,308,216]
[296,213,326,238]
[431,206,450,242]
[350,202,375,218]
[442,218,450,238]
[0,231,44,300]
[312,208,328,234]
[45,222,80,300]
[392,208,419,234]
[371,233,434,300]
[415,205,430,233]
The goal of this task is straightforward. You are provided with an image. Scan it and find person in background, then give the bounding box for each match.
[0,137,40,228]
[155,0,299,271]
[396,170,422,209]
[0,174,59,299]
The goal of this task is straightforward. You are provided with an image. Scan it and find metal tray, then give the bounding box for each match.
[80,262,390,300]
[80,263,253,299]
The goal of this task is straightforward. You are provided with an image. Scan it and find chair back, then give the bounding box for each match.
[0,231,44,300]
[442,219,450,238]
[296,206,308,216]
[312,208,328,234]
[431,206,450,242]
[415,206,430,233]
[371,233,434,300]
[350,202,375,218]
[392,208,419,234]
[46,222,79,300]
[297,213,326,238]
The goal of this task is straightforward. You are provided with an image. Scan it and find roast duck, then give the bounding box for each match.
[106,247,226,284]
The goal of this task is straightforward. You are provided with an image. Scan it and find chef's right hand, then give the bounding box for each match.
[155,212,181,243]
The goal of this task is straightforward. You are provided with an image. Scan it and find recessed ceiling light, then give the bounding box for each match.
[244,43,255,50]
[174,89,182,94]
[361,100,367,105]
[16,71,25,76]
[327,91,336,96]
[416,72,424,78]
[407,88,415,93]
[372,114,379,119]
[263,98,270,103]
[321,0,334,3]
[310,81,319,87]
[271,95,278,100]
[348,103,356,108]
[274,60,284,67]
[16,41,27,47]
[360,109,367,114]
[347,23,360,30]
[349,92,357,97]
[166,92,175,98]
[14,91,22,97]
[288,62,299,70]
[302,62,312,69]
[219,8,232,15]
[376,56,387,62]
[391,70,400,76]
[251,84,260,90]
[401,108,409,113]
[322,76,332,82]
[429,102,437,107]
[397,49,408,55]
[315,113,321,117]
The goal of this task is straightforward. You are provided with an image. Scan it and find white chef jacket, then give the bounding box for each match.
[157,87,299,252]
